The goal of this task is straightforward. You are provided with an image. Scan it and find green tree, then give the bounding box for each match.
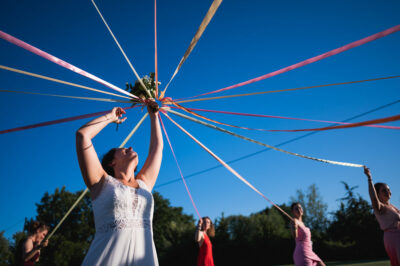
[152,191,196,265]
[0,231,12,266]
[325,181,386,260]
[290,183,328,232]
[13,187,95,266]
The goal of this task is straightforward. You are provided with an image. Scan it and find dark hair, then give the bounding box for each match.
[28,221,49,235]
[291,202,301,211]
[102,148,117,176]
[374,182,388,194]
[202,216,215,238]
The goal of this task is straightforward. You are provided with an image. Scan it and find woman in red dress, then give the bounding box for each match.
[195,217,215,266]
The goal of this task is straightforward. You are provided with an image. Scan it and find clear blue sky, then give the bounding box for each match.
[0,0,399,239]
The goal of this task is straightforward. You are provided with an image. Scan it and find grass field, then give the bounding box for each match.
[277,259,390,266]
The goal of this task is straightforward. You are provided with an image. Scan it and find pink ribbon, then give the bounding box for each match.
[0,106,136,134]
[171,107,400,130]
[159,113,201,219]
[269,114,400,132]
[183,25,400,99]
[0,30,138,99]
[162,111,293,221]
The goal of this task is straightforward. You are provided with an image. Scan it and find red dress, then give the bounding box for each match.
[23,252,40,266]
[197,232,214,266]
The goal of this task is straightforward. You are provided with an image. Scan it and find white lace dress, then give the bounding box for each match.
[82,175,158,266]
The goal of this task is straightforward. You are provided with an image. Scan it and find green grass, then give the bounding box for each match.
[276,259,390,266]
[326,259,390,266]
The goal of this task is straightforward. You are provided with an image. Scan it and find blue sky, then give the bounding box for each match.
[0,0,399,239]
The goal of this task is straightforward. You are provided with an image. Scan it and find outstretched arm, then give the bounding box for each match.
[195,219,205,247]
[76,107,126,189]
[137,101,163,190]
[364,166,382,212]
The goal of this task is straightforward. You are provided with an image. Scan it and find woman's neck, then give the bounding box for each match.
[114,166,135,182]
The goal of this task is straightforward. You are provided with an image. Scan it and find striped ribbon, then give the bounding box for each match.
[170,107,400,130]
[165,108,364,168]
[0,89,132,104]
[0,106,136,134]
[162,111,293,221]
[181,25,400,100]
[270,114,400,132]
[154,0,159,98]
[175,75,400,104]
[159,113,201,219]
[168,101,270,131]
[0,30,138,99]
[0,65,132,99]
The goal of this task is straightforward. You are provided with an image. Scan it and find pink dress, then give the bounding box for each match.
[374,204,400,266]
[293,225,322,266]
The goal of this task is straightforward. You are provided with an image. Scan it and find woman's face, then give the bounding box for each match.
[35,229,48,243]
[202,218,211,231]
[291,204,303,219]
[113,147,138,168]
[378,184,391,202]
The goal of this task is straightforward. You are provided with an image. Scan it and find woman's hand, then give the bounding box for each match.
[41,240,48,248]
[364,166,372,180]
[146,99,159,114]
[197,219,203,230]
[107,107,127,124]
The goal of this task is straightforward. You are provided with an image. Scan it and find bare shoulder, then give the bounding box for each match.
[23,237,33,252]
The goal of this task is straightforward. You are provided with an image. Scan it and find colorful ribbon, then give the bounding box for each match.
[159,114,201,219]
[0,106,136,134]
[165,108,364,168]
[175,75,400,104]
[154,0,159,99]
[0,89,132,104]
[162,111,293,221]
[181,25,400,99]
[269,114,400,132]
[168,101,271,131]
[0,65,132,99]
[0,30,138,99]
[170,107,400,130]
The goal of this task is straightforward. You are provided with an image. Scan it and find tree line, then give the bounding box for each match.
[0,182,387,266]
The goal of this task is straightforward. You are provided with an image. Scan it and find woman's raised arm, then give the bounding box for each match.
[76,107,126,189]
[364,166,382,212]
[137,101,163,190]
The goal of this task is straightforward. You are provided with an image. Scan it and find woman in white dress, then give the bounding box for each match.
[76,101,163,266]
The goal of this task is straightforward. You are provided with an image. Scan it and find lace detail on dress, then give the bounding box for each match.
[97,218,151,233]
[93,176,154,233]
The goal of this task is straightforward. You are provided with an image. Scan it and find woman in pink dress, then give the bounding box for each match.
[290,203,325,266]
[364,166,400,265]
[195,217,215,266]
